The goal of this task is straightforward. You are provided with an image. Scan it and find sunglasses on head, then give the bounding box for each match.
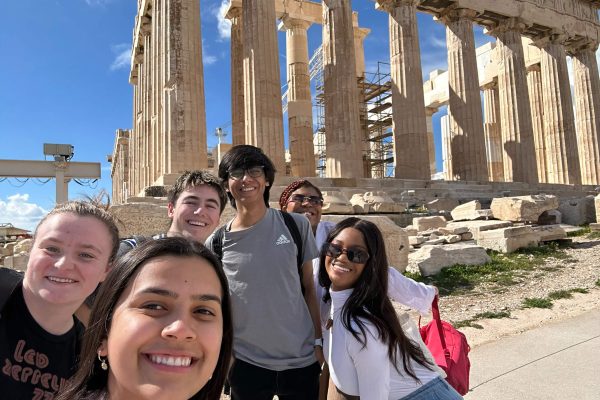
[288,194,324,206]
[228,165,265,180]
[323,242,369,264]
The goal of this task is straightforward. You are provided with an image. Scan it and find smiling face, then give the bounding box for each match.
[100,255,223,400]
[167,185,222,243]
[325,228,369,291]
[226,165,267,208]
[283,186,323,232]
[23,212,112,310]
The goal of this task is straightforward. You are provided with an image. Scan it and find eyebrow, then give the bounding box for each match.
[140,287,222,304]
[43,237,102,254]
[182,195,220,205]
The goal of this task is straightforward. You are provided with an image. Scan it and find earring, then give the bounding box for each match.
[98,354,108,371]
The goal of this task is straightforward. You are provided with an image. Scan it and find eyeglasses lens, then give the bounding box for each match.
[290,194,323,206]
[324,243,368,263]
[229,166,264,180]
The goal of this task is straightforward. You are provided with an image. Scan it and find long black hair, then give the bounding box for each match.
[318,217,433,381]
[56,237,233,400]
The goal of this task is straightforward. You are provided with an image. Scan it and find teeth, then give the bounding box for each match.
[188,220,207,227]
[149,355,192,367]
[333,264,350,273]
[241,187,254,192]
[48,276,76,283]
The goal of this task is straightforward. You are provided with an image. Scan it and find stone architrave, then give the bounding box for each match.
[527,63,548,183]
[440,8,488,181]
[446,220,513,240]
[477,226,540,253]
[490,195,559,222]
[243,0,286,172]
[407,243,491,276]
[482,81,504,181]
[490,18,537,184]
[227,6,245,146]
[377,0,430,179]
[569,42,600,185]
[536,34,581,185]
[322,0,364,178]
[531,225,567,242]
[282,17,315,177]
[161,0,208,178]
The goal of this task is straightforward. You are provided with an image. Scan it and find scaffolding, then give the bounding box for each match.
[308,47,394,178]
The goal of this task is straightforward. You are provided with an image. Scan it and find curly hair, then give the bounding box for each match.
[278,179,323,209]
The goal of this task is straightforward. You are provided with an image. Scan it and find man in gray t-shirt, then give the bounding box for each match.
[206,145,323,400]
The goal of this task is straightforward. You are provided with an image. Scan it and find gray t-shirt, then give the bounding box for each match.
[206,208,319,370]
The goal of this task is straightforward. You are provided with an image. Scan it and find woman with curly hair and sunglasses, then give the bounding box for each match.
[318,218,462,399]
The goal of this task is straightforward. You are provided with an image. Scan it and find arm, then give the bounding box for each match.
[348,325,390,400]
[387,267,437,315]
[303,259,325,365]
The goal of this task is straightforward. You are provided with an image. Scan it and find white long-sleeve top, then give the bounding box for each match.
[314,221,436,315]
[325,289,439,400]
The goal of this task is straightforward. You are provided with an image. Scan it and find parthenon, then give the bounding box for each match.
[111,0,600,204]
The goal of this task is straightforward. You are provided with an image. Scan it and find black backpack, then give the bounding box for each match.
[210,210,305,293]
[0,268,24,317]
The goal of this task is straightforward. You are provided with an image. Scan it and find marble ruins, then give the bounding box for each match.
[109,0,600,203]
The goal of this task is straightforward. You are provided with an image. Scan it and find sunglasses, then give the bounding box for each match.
[288,194,324,206]
[323,242,369,264]
[228,165,265,180]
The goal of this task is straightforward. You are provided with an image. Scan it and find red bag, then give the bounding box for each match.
[419,296,471,395]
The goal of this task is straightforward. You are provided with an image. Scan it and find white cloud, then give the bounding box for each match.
[202,40,218,65]
[214,0,232,40]
[110,43,131,71]
[0,194,48,232]
[427,36,447,49]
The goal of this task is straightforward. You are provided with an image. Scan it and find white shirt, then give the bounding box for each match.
[324,289,439,400]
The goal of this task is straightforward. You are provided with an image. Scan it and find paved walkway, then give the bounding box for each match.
[464,308,600,399]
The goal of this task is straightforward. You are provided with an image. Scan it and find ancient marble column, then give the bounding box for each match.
[243,0,286,172]
[354,25,372,177]
[490,18,537,183]
[227,6,245,146]
[482,81,504,182]
[425,107,437,176]
[379,0,431,180]
[441,114,451,180]
[322,0,364,178]
[526,63,547,183]
[569,42,600,185]
[161,0,208,180]
[537,35,581,185]
[282,17,315,177]
[440,9,488,181]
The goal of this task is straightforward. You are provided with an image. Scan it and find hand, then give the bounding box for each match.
[315,345,325,367]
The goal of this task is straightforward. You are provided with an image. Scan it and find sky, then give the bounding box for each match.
[0,1,598,231]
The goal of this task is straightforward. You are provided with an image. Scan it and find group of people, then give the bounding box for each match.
[0,144,463,400]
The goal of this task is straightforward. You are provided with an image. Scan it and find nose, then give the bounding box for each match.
[193,205,206,215]
[162,317,197,341]
[54,254,74,270]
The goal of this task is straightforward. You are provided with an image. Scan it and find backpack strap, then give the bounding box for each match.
[0,268,24,316]
[210,225,227,261]
[280,211,305,294]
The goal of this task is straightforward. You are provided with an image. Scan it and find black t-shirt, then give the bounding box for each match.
[0,285,84,399]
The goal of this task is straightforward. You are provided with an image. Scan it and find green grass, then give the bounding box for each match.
[405,244,572,295]
[522,297,553,309]
[570,288,589,294]
[567,226,590,237]
[547,290,573,300]
[588,231,600,240]
[454,311,511,329]
[596,278,600,287]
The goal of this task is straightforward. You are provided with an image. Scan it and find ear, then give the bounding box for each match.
[98,261,112,283]
[98,339,108,357]
[167,202,175,218]
[265,182,270,187]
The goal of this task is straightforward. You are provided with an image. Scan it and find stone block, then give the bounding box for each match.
[446,220,513,240]
[4,242,15,252]
[477,226,540,253]
[490,195,559,223]
[557,196,596,226]
[409,236,427,246]
[532,225,567,241]
[423,238,446,245]
[538,209,562,225]
[460,232,474,241]
[0,247,12,256]
[363,191,406,213]
[109,203,170,238]
[321,215,408,271]
[322,191,354,214]
[443,235,462,244]
[413,216,447,232]
[407,243,491,276]
[13,239,32,254]
[450,200,480,221]
[427,198,460,212]
[403,226,418,236]
[4,254,28,271]
[349,194,370,214]
[590,223,600,232]
[596,195,600,222]
[438,226,470,235]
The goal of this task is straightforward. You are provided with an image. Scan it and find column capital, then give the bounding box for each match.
[375,0,417,14]
[353,26,370,41]
[425,106,438,117]
[436,5,478,25]
[481,79,498,91]
[279,15,312,31]
[565,39,599,56]
[526,63,541,73]
[486,17,528,37]
[530,31,568,49]
[225,5,242,21]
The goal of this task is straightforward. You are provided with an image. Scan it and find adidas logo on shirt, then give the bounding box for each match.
[276,234,291,245]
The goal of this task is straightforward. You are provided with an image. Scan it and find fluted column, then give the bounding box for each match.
[243,0,285,172]
[354,25,372,177]
[425,107,437,176]
[227,6,245,146]
[322,0,363,178]
[482,81,504,182]
[536,35,581,184]
[378,0,431,179]
[440,9,488,181]
[282,17,315,177]
[527,63,547,183]
[441,114,451,180]
[162,0,208,176]
[569,42,600,185]
[490,18,537,183]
